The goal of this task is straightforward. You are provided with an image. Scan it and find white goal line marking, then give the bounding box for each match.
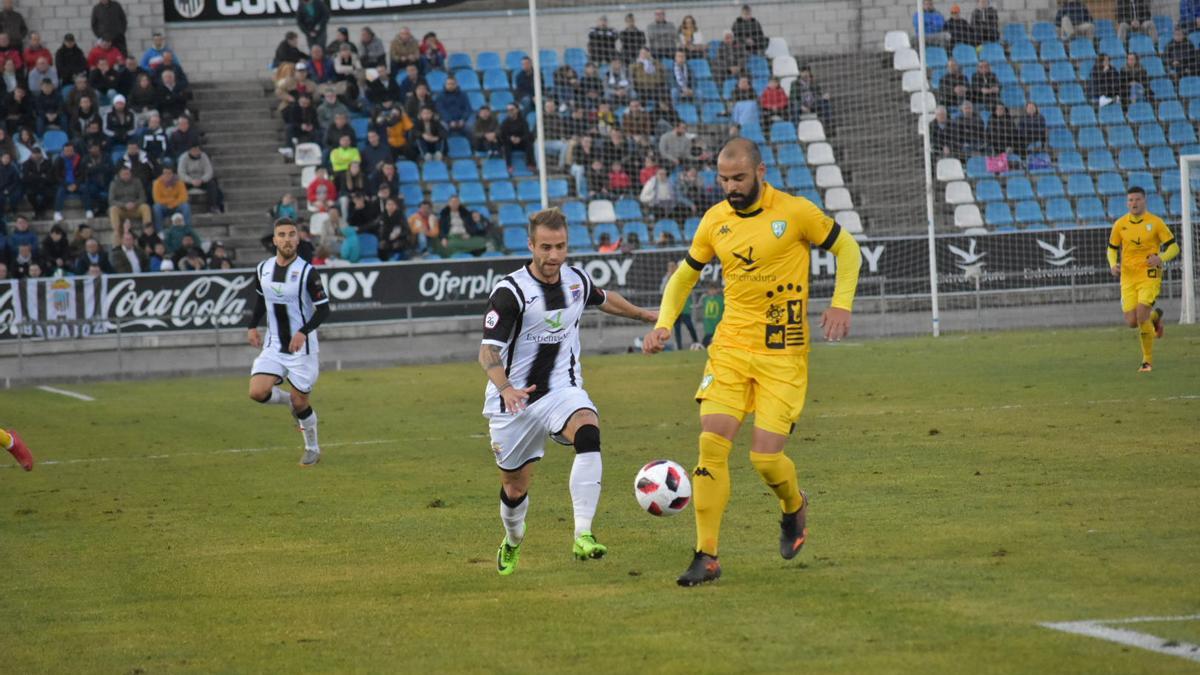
[815,394,1199,419]
[35,386,95,402]
[15,439,396,468]
[1040,614,1200,663]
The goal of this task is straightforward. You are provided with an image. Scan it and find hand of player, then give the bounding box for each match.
[642,327,671,354]
[501,383,535,412]
[820,307,851,342]
[289,332,307,353]
[1147,254,1162,268]
[642,309,659,324]
[1110,265,1121,278]
[247,328,262,348]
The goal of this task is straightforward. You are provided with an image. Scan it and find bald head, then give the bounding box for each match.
[719,137,762,168]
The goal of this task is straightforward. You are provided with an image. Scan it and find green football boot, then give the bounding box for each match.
[572,532,607,560]
[497,537,521,576]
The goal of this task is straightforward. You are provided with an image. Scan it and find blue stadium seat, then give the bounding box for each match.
[746,55,770,79]
[1161,169,1182,194]
[458,181,487,207]
[1045,198,1074,223]
[1106,125,1136,148]
[1076,58,1095,81]
[1095,19,1117,39]
[457,69,484,88]
[1036,175,1065,198]
[1138,123,1167,146]
[1149,145,1177,169]
[653,219,682,243]
[741,123,766,145]
[1107,195,1129,218]
[1098,103,1125,126]
[1019,63,1047,84]
[1042,105,1066,127]
[565,224,590,249]
[1031,22,1057,43]
[1127,102,1157,124]
[401,183,423,205]
[481,158,509,181]
[425,70,448,94]
[688,58,713,80]
[621,221,650,244]
[516,180,541,203]
[785,166,815,189]
[498,203,526,227]
[490,181,517,203]
[1146,193,1167,215]
[1088,149,1116,171]
[1077,126,1104,150]
[1099,36,1125,58]
[683,217,702,241]
[1170,121,1197,144]
[993,62,1018,85]
[1151,78,1177,100]
[1128,171,1156,193]
[777,143,805,167]
[1118,147,1147,169]
[952,43,978,67]
[538,49,559,68]
[1057,83,1086,106]
[489,91,514,110]
[965,156,990,178]
[1003,23,1029,44]
[447,53,473,71]
[503,226,528,251]
[483,69,510,92]
[41,129,70,155]
[759,145,777,167]
[985,202,1014,227]
[1067,173,1096,196]
[1039,40,1067,62]
[476,51,502,71]
[764,166,784,186]
[561,200,587,225]
[1006,177,1034,201]
[1001,85,1027,108]
[1076,196,1106,221]
[1048,61,1077,83]
[350,117,369,141]
[564,47,587,72]
[430,182,457,203]
[1129,34,1156,56]
[1029,84,1056,106]
[1143,56,1166,78]
[357,233,380,261]
[1015,200,1045,224]
[1057,150,1085,172]
[422,160,450,183]
[701,102,728,125]
[447,135,473,160]
[1069,37,1096,60]
[676,103,699,125]
[770,120,798,143]
[1159,100,1187,122]
[1097,172,1125,195]
[1182,76,1200,99]
[1168,193,1183,217]
[1049,128,1076,150]
[546,178,569,200]
[695,79,720,102]
[975,179,1003,202]
[1069,105,1097,126]
[591,222,620,247]
[925,46,948,69]
[451,159,479,181]
[614,198,642,220]
[979,42,1006,64]
[1155,15,1175,40]
[467,91,486,110]
[1009,40,1038,63]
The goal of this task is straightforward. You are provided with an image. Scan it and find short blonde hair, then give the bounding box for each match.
[527,207,567,238]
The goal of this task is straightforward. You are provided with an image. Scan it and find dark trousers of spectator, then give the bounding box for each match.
[475,136,502,158]
[196,179,225,212]
[287,125,319,146]
[26,187,53,215]
[416,137,447,159]
[305,29,327,51]
[86,181,109,212]
[55,185,92,212]
[503,137,534,167]
[674,313,698,350]
[0,187,23,218]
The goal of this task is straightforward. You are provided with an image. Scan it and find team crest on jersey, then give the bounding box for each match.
[1146,223,1153,231]
[290,270,300,281]
[699,374,713,390]
[771,220,787,238]
[570,284,582,302]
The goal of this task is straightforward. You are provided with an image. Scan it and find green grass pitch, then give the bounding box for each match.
[1,326,1198,673]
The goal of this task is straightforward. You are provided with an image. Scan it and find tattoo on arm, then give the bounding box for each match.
[481,345,504,371]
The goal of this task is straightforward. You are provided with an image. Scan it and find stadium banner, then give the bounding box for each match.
[164,0,474,24]
[0,226,1126,341]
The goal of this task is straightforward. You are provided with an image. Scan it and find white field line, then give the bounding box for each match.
[1040,615,1200,663]
[814,395,1200,419]
[35,386,95,402]
[13,439,396,468]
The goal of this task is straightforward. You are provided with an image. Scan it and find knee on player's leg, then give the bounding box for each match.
[573,424,601,454]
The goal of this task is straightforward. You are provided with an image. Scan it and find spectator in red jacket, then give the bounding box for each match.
[418,31,446,72]
[21,31,49,70]
[759,76,788,127]
[87,36,122,69]
[0,32,21,72]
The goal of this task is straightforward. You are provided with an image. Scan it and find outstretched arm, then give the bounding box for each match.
[643,259,702,353]
[597,290,658,323]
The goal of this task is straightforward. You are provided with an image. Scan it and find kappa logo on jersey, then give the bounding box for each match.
[693,467,714,479]
[717,224,732,237]
[771,220,787,238]
[731,246,760,271]
[484,310,500,329]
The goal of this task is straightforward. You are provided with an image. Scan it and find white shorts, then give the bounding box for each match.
[251,350,320,394]
[486,387,597,471]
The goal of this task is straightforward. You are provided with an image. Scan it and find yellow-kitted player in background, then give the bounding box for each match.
[0,427,33,471]
[1108,186,1180,373]
[643,137,861,586]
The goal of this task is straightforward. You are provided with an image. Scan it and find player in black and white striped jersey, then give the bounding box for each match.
[480,208,657,575]
[246,218,331,467]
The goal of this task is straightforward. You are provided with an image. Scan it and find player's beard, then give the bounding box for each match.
[725,178,761,212]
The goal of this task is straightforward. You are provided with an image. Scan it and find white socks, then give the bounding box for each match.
[569,453,602,538]
[500,491,529,546]
[297,408,319,451]
[267,386,290,405]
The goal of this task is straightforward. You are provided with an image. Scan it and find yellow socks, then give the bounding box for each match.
[750,451,805,514]
[1138,319,1155,364]
[0,428,10,450]
[694,432,732,556]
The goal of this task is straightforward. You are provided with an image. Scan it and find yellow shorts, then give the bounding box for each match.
[1121,274,1161,313]
[694,345,808,436]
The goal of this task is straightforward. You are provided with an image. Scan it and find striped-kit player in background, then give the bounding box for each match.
[479,208,658,576]
[644,138,862,586]
[246,218,332,467]
[0,427,34,471]
[1107,186,1180,373]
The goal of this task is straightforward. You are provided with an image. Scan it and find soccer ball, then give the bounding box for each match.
[634,460,692,517]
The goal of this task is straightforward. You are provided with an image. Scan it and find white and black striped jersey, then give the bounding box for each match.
[481,264,607,414]
[254,256,328,354]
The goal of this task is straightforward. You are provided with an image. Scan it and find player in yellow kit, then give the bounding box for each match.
[1108,186,1179,372]
[643,138,861,586]
[0,427,34,471]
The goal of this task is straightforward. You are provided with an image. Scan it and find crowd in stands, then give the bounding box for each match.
[268,3,826,261]
[0,0,230,281]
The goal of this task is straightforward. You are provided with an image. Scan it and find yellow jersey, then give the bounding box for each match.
[1109,211,1174,278]
[685,182,839,355]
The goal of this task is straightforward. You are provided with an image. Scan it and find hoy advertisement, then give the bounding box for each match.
[0,228,1126,341]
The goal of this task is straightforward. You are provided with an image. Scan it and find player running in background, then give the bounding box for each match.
[643,138,861,586]
[1108,186,1179,373]
[480,208,657,576]
[247,218,331,466]
[1,428,33,471]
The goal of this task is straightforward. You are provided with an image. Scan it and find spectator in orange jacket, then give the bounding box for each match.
[151,162,191,228]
